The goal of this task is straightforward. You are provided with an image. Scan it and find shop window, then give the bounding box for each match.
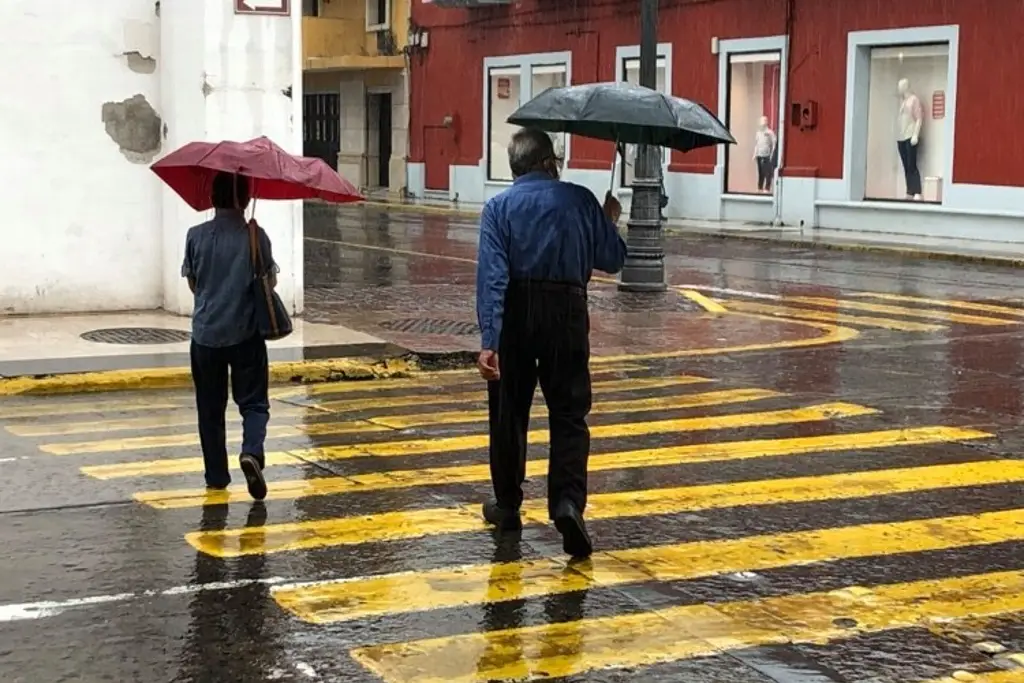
[366,0,390,30]
[487,66,521,181]
[724,51,782,195]
[531,64,567,172]
[620,56,667,186]
[863,44,950,202]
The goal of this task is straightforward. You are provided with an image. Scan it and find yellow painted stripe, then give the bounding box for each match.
[849,291,1024,319]
[273,505,1024,623]
[723,300,944,332]
[134,424,988,509]
[91,397,842,480]
[194,458,1024,559]
[924,673,1024,683]
[678,289,728,314]
[785,296,1016,326]
[45,387,775,455]
[0,399,186,421]
[17,376,708,437]
[349,568,1024,682]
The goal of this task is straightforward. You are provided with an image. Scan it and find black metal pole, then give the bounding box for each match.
[619,0,666,291]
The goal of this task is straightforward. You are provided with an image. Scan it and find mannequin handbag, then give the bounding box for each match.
[248,220,293,341]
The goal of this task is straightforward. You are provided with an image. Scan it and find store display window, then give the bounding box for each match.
[863,44,950,202]
[487,66,521,181]
[620,56,667,187]
[531,64,567,172]
[724,51,782,195]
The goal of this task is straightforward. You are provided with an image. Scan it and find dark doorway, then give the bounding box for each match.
[367,92,393,188]
[303,92,340,169]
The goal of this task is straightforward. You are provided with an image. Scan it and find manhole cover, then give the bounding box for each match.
[81,327,192,345]
[377,318,479,335]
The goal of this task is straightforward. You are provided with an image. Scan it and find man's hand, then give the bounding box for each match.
[603,191,622,223]
[477,350,500,381]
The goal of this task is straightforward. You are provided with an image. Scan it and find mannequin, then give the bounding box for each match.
[753,115,777,193]
[896,78,923,200]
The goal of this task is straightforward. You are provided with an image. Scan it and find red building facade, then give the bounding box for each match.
[407,0,1024,242]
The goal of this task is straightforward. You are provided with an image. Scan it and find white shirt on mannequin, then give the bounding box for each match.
[897,78,923,143]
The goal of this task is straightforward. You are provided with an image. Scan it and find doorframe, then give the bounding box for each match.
[365,86,395,190]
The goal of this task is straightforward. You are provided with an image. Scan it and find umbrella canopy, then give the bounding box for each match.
[151,135,363,211]
[507,81,735,152]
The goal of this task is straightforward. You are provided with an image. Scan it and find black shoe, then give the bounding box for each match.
[239,454,267,501]
[482,499,523,531]
[553,499,593,559]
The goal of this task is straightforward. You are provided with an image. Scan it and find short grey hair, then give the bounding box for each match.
[507,127,555,178]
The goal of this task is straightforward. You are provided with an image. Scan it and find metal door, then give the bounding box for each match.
[303,93,340,169]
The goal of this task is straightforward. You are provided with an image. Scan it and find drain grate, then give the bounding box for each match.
[81,327,192,345]
[377,318,479,336]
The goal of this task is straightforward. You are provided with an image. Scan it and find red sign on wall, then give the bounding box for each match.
[496,77,511,99]
[931,90,946,119]
[235,0,290,15]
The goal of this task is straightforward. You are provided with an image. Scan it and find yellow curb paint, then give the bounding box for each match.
[19,375,703,438]
[57,387,779,456]
[924,672,1024,683]
[195,458,1024,560]
[133,423,986,509]
[0,356,417,397]
[678,289,729,314]
[273,505,1024,623]
[722,299,945,332]
[783,296,1017,327]
[848,291,1024,319]
[89,391,803,480]
[350,568,1024,682]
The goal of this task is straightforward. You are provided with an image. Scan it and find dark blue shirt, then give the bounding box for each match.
[475,172,627,350]
[181,210,278,348]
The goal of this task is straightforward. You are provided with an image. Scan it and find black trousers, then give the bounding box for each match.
[756,156,774,191]
[487,280,592,519]
[897,138,922,196]
[190,336,270,488]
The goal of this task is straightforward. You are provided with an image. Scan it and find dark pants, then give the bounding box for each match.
[756,156,774,191]
[190,336,270,488]
[897,138,922,196]
[487,281,592,519]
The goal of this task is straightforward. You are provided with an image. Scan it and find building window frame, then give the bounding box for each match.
[843,25,960,204]
[366,0,391,31]
[482,51,573,185]
[716,35,789,198]
[614,43,672,192]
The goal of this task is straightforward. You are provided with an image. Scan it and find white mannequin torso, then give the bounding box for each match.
[898,93,922,142]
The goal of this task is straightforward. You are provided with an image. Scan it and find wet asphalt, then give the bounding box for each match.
[2,206,1024,681]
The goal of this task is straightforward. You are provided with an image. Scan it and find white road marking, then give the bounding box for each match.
[0,577,293,622]
[295,663,318,678]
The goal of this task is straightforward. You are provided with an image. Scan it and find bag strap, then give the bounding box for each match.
[247,219,264,277]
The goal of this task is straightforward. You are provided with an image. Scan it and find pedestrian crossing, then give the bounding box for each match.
[2,360,1022,681]
[688,286,1024,333]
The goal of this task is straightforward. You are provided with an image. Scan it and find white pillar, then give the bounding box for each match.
[159,0,304,316]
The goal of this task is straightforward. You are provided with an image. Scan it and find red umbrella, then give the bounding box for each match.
[151,135,363,210]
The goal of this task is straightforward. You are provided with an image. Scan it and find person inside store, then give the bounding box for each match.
[475,126,627,559]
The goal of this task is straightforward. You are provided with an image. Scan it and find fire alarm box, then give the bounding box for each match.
[799,100,818,131]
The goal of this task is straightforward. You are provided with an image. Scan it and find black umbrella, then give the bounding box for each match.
[507,81,736,152]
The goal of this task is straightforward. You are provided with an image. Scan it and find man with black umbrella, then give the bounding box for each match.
[475,127,627,559]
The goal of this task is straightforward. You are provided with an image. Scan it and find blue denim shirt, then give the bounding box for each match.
[475,172,627,351]
[181,210,277,348]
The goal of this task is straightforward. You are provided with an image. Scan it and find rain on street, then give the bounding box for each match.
[2,204,1024,682]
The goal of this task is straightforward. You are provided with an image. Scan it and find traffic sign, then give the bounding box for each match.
[235,0,290,15]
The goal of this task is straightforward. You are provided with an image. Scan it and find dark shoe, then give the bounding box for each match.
[239,454,267,501]
[553,499,593,559]
[482,499,522,531]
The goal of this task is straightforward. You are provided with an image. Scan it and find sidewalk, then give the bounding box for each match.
[363,196,1024,266]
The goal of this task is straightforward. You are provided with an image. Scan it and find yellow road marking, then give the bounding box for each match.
[45,387,776,455]
[17,376,707,437]
[678,289,728,314]
[195,458,1024,559]
[90,398,844,480]
[272,505,1024,623]
[349,568,1024,682]
[0,399,187,421]
[784,296,1017,326]
[849,291,1024,318]
[924,673,1024,683]
[134,424,988,509]
[722,300,944,332]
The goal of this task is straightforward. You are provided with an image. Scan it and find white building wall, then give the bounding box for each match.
[0,0,163,314]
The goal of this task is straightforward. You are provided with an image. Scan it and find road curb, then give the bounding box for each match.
[362,200,481,219]
[0,355,419,397]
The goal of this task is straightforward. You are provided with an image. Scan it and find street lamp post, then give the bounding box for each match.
[618,0,666,292]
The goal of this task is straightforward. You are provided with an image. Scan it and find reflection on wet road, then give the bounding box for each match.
[3,347,1024,681]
